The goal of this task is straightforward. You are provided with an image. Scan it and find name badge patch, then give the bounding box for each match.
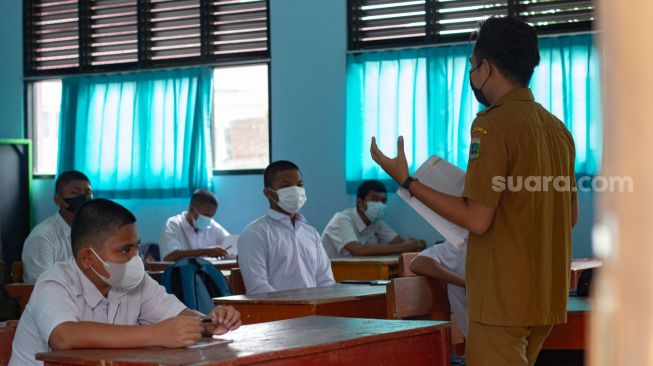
[469,137,481,160]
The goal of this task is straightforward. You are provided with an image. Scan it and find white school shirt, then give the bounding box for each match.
[22,213,73,283]
[9,257,186,366]
[159,212,230,259]
[321,208,398,258]
[237,209,335,294]
[417,241,468,337]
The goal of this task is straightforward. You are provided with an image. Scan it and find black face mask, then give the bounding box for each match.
[469,60,491,107]
[63,194,92,213]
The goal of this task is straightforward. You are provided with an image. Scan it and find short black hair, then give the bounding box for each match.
[55,170,90,195]
[263,160,300,188]
[71,198,136,256]
[471,16,540,86]
[357,180,387,200]
[190,189,218,208]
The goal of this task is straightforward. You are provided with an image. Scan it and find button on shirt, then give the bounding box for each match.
[417,242,468,337]
[321,208,398,258]
[22,213,72,283]
[9,257,186,366]
[237,209,335,294]
[159,212,230,259]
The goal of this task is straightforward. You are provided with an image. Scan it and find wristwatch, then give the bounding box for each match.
[401,176,418,191]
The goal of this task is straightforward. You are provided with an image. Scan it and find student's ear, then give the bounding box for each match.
[77,246,95,270]
[53,194,64,208]
[263,187,276,202]
[356,198,366,211]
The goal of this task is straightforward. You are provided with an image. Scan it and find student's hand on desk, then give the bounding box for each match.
[404,239,426,252]
[204,305,241,335]
[156,316,203,348]
[207,246,229,258]
[370,136,409,184]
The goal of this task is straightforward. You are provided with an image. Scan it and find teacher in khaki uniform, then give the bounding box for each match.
[371,16,578,366]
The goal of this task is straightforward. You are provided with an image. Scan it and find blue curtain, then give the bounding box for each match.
[346,34,601,191]
[58,67,214,198]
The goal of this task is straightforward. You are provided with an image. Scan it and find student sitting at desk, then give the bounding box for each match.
[238,160,335,294]
[159,189,231,261]
[9,199,240,366]
[22,170,93,283]
[410,241,468,338]
[321,179,426,258]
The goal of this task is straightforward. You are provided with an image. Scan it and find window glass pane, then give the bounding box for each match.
[212,64,269,171]
[32,80,62,175]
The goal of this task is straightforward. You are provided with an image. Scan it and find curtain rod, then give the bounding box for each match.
[346,30,599,55]
[23,58,271,81]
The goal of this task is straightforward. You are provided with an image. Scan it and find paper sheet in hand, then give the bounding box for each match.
[397,156,468,248]
[186,337,233,349]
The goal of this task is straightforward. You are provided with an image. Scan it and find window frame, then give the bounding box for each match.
[210,60,272,176]
[24,0,272,176]
[24,0,271,77]
[347,0,595,51]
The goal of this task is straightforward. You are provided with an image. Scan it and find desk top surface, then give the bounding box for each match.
[570,258,602,271]
[37,316,449,366]
[330,255,400,264]
[215,284,387,304]
[149,258,238,266]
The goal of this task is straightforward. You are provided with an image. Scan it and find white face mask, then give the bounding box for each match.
[91,248,145,291]
[194,214,212,230]
[273,186,307,214]
[364,201,387,223]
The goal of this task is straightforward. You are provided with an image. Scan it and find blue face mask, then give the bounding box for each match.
[194,214,212,230]
[365,201,387,223]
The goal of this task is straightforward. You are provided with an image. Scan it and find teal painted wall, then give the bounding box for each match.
[3,0,595,257]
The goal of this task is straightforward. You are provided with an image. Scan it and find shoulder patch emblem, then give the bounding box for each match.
[472,126,489,135]
[469,137,481,160]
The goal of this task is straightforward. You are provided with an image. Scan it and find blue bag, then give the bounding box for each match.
[160,257,231,314]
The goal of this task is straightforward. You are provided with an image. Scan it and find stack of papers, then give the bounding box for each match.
[397,155,468,248]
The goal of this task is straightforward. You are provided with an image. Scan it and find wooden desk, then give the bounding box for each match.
[330,255,400,281]
[214,284,387,324]
[542,296,590,350]
[145,258,238,272]
[5,283,34,313]
[38,316,451,366]
[570,258,601,290]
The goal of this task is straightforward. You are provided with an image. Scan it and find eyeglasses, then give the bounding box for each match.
[469,58,484,75]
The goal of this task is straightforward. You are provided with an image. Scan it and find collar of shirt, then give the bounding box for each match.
[72,258,106,309]
[350,208,368,233]
[73,257,128,309]
[477,87,534,116]
[55,211,71,239]
[180,211,196,231]
[266,208,306,230]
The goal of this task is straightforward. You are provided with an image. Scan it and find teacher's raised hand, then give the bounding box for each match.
[370,136,410,185]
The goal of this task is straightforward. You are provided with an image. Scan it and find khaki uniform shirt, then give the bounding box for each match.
[463,87,576,326]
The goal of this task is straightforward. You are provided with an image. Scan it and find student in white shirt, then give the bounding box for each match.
[22,170,93,283]
[238,160,335,294]
[321,180,426,258]
[159,189,230,261]
[410,241,468,337]
[10,199,240,366]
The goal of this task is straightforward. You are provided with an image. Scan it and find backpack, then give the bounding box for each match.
[161,257,231,314]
